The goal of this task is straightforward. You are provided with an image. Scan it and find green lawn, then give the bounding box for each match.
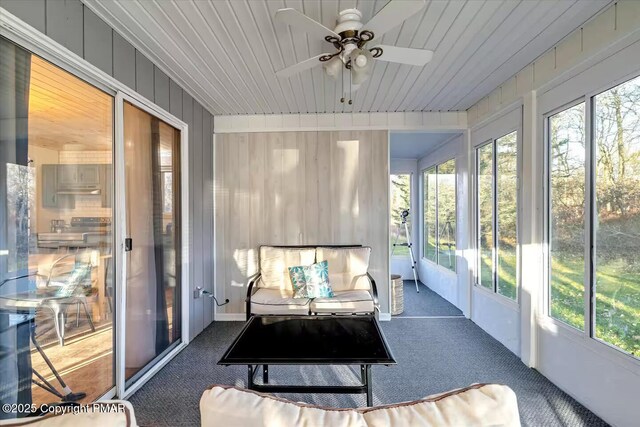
[423,241,456,272]
[483,251,639,357]
[390,232,410,256]
[551,254,640,357]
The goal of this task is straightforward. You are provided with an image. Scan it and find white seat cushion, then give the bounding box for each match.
[315,247,371,292]
[250,288,311,315]
[200,384,521,427]
[259,246,316,291]
[310,290,374,314]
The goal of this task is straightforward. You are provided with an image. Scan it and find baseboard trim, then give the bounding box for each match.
[215,313,246,321]
[216,313,393,321]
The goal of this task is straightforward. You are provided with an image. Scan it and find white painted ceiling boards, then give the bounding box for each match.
[84,0,611,116]
[390,132,457,159]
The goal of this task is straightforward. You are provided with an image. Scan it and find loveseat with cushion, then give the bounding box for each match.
[246,245,378,320]
[200,383,521,427]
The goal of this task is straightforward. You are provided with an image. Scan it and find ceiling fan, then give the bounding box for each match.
[274,0,433,103]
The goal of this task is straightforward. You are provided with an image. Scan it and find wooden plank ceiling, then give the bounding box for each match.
[83,0,610,116]
[29,55,113,151]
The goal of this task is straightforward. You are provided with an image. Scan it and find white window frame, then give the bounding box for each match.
[543,73,640,361]
[390,172,414,259]
[421,158,457,272]
[471,107,522,304]
[536,30,640,364]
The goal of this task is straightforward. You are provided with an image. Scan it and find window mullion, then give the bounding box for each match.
[585,97,595,337]
[493,140,499,294]
[435,165,439,265]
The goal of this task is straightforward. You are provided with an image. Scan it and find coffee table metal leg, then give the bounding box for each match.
[247,365,254,389]
[263,365,269,384]
[365,365,372,407]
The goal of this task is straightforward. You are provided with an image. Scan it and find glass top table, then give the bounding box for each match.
[218,315,396,406]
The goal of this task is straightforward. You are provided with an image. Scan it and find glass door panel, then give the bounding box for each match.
[122,101,181,387]
[1,37,114,419]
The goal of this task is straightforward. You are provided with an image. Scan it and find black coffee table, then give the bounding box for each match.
[218,315,396,406]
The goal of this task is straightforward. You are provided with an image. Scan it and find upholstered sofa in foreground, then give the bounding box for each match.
[246,245,379,320]
[200,383,521,427]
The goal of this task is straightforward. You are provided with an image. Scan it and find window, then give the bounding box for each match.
[390,174,411,257]
[422,159,456,272]
[548,103,586,330]
[546,74,640,358]
[594,76,640,356]
[475,131,519,300]
[437,160,456,271]
[424,167,437,261]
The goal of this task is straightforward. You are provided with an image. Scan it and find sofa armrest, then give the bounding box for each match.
[366,272,379,314]
[246,273,262,320]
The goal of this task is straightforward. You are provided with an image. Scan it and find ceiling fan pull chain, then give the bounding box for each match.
[340,65,345,104]
[349,70,353,105]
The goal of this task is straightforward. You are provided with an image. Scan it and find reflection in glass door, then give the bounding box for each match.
[122,101,182,387]
[0,36,115,419]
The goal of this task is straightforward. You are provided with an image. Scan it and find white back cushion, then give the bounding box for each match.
[200,384,521,427]
[201,385,366,427]
[315,247,371,292]
[259,246,316,291]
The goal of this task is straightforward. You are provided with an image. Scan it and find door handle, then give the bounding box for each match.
[124,238,133,252]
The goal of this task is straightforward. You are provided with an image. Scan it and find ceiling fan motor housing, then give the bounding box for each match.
[335,9,363,34]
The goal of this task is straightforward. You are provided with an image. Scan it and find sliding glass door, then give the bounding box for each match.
[1,36,187,416]
[0,37,115,418]
[121,101,183,389]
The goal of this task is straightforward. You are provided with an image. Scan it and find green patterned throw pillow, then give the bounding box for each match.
[288,260,334,299]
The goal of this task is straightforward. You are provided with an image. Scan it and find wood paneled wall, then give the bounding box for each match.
[1,0,215,338]
[215,131,390,315]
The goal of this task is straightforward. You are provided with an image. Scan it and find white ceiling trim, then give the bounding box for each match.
[214,111,467,133]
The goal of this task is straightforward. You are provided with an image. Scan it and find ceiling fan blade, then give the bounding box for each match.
[275,8,340,40]
[364,0,426,39]
[275,54,328,78]
[373,45,433,66]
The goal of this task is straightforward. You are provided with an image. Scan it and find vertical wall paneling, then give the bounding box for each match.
[192,102,204,333]
[303,132,319,243]
[371,130,390,312]
[153,66,170,111]
[316,131,332,241]
[180,91,195,337]
[82,6,112,75]
[215,131,390,314]
[169,79,183,119]
[45,0,83,56]
[0,0,46,33]
[202,111,213,325]
[135,50,154,101]
[112,32,136,90]
[214,132,226,311]
[265,132,284,244]
[282,132,302,244]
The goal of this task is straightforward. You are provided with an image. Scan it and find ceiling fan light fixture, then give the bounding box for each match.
[355,54,368,68]
[349,48,373,85]
[323,56,342,79]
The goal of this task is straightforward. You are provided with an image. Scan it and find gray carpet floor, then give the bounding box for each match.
[396,280,464,317]
[129,303,608,426]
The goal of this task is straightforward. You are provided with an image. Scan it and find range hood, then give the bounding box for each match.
[57,185,101,195]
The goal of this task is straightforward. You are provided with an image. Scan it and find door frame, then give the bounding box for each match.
[114,92,190,398]
[1,10,190,400]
